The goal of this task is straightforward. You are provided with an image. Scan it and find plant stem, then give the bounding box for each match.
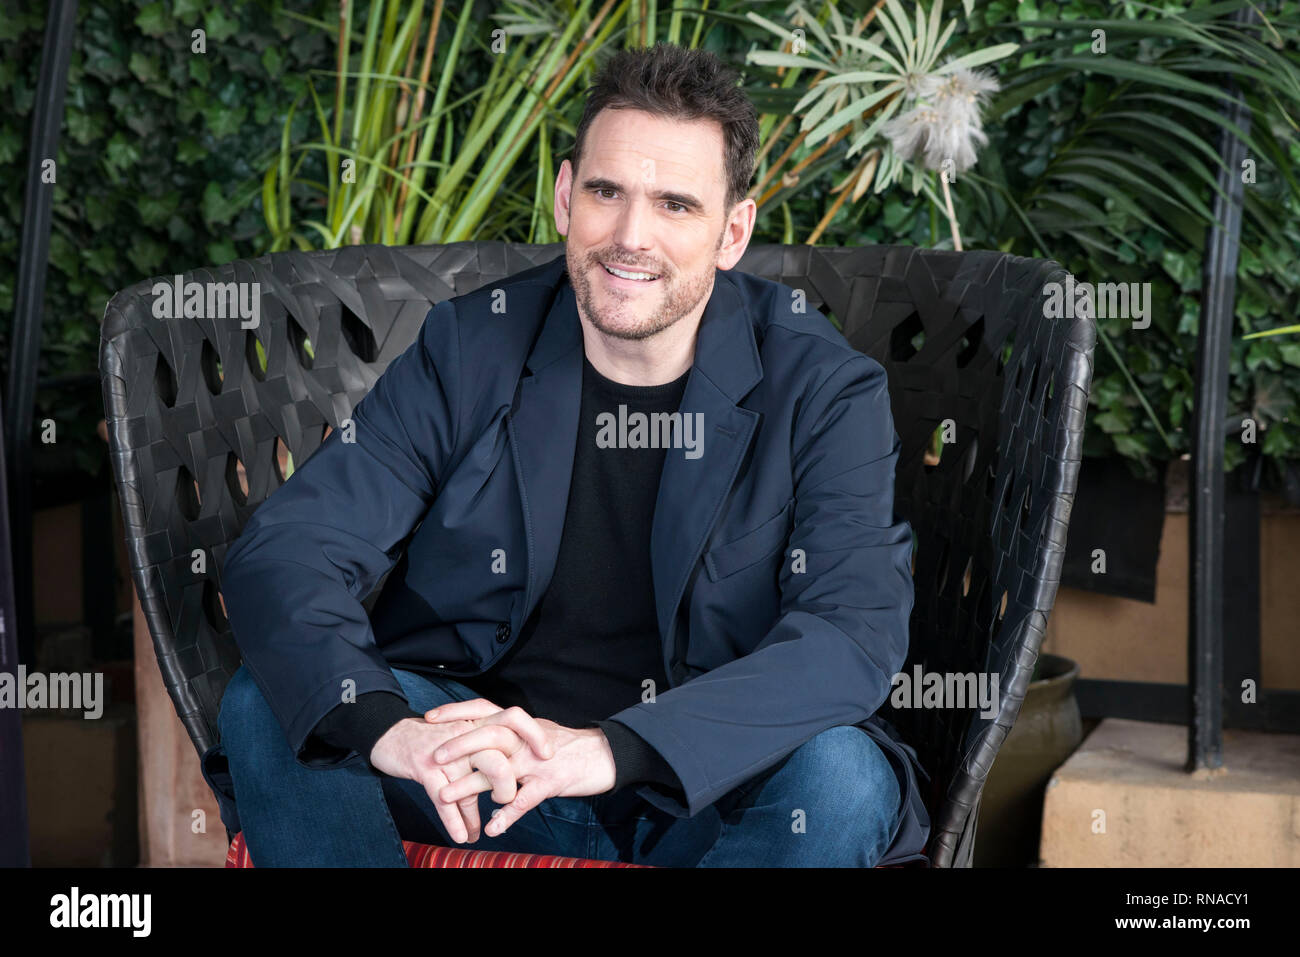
[941,172,962,250]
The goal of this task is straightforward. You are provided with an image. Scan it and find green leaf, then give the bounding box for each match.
[48,232,78,277]
[84,246,118,277]
[1262,425,1294,458]
[66,109,104,145]
[135,2,170,37]
[175,137,206,164]
[85,193,114,230]
[205,7,240,42]
[188,55,211,85]
[1111,433,1150,459]
[173,0,206,21]
[1245,341,1281,373]
[1160,248,1199,290]
[127,235,168,274]
[206,238,238,264]
[128,52,161,84]
[1253,374,1292,425]
[262,46,284,77]
[104,133,140,173]
[202,181,235,225]
[1094,407,1133,434]
[934,43,1021,74]
[205,103,248,140]
[1169,399,1185,429]
[138,191,179,227]
[1090,374,1125,409]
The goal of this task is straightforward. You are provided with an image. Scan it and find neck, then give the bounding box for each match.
[579,303,704,387]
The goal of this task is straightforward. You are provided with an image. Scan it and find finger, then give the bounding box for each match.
[453,706,552,761]
[438,754,484,843]
[483,779,550,838]
[432,725,523,764]
[439,750,516,805]
[498,706,554,759]
[457,788,482,843]
[426,704,553,762]
[438,769,492,805]
[422,699,502,722]
[421,770,469,844]
[476,749,518,805]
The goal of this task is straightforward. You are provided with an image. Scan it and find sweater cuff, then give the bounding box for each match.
[310,691,425,765]
[592,719,682,792]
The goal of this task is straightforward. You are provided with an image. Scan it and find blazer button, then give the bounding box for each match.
[495,622,511,643]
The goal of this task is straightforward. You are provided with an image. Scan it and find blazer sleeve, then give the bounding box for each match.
[220,300,461,768]
[607,353,914,817]
[310,692,427,766]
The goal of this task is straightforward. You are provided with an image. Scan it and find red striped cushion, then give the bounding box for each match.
[224,831,647,868]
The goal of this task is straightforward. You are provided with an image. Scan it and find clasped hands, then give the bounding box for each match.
[368,699,617,844]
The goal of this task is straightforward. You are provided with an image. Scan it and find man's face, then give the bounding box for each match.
[554,108,753,342]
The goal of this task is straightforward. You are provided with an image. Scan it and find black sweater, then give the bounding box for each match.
[312,354,688,795]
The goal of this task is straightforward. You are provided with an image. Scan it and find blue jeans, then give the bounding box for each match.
[218,665,901,867]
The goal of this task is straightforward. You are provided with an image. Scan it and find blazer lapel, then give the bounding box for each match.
[507,270,583,623]
[651,270,763,680]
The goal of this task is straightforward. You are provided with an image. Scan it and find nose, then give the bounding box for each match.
[612,198,654,256]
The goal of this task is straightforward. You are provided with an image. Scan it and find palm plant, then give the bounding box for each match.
[262,0,631,250]
[959,1,1300,462]
[753,0,1299,466]
[745,0,1017,243]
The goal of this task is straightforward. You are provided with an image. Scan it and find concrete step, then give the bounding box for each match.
[1040,717,1300,866]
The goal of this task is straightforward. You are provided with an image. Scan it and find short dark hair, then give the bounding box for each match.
[570,43,759,212]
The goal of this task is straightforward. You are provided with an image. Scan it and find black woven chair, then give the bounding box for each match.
[99,241,1095,867]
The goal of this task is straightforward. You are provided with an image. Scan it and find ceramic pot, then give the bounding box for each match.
[974,653,1084,867]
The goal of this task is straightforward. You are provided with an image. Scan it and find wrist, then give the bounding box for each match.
[369,716,423,774]
[585,727,617,794]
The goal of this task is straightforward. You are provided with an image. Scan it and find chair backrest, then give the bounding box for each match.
[100,241,1094,867]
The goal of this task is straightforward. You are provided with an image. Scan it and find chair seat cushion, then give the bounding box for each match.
[224,831,647,867]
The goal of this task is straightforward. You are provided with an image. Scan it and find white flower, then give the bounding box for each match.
[883,65,1001,174]
[881,106,946,168]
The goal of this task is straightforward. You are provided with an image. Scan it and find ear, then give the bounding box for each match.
[554,159,574,236]
[715,197,757,271]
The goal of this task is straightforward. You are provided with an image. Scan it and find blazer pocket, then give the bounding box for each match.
[704,498,795,582]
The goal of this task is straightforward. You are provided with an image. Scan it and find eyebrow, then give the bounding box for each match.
[580,176,705,212]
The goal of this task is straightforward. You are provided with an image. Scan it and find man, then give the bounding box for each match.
[215,43,930,867]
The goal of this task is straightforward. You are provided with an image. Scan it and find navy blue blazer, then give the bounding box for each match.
[219,252,931,865]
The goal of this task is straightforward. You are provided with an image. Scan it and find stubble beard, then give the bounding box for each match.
[566,238,720,342]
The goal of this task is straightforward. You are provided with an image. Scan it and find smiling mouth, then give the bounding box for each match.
[600,262,661,282]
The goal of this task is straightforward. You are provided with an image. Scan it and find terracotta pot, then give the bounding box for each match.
[974,653,1084,867]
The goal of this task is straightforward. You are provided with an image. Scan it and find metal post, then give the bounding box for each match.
[0,398,29,866]
[4,0,79,667]
[1188,5,1256,772]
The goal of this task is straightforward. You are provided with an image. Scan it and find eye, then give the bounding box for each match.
[594,187,618,199]
[663,201,687,213]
